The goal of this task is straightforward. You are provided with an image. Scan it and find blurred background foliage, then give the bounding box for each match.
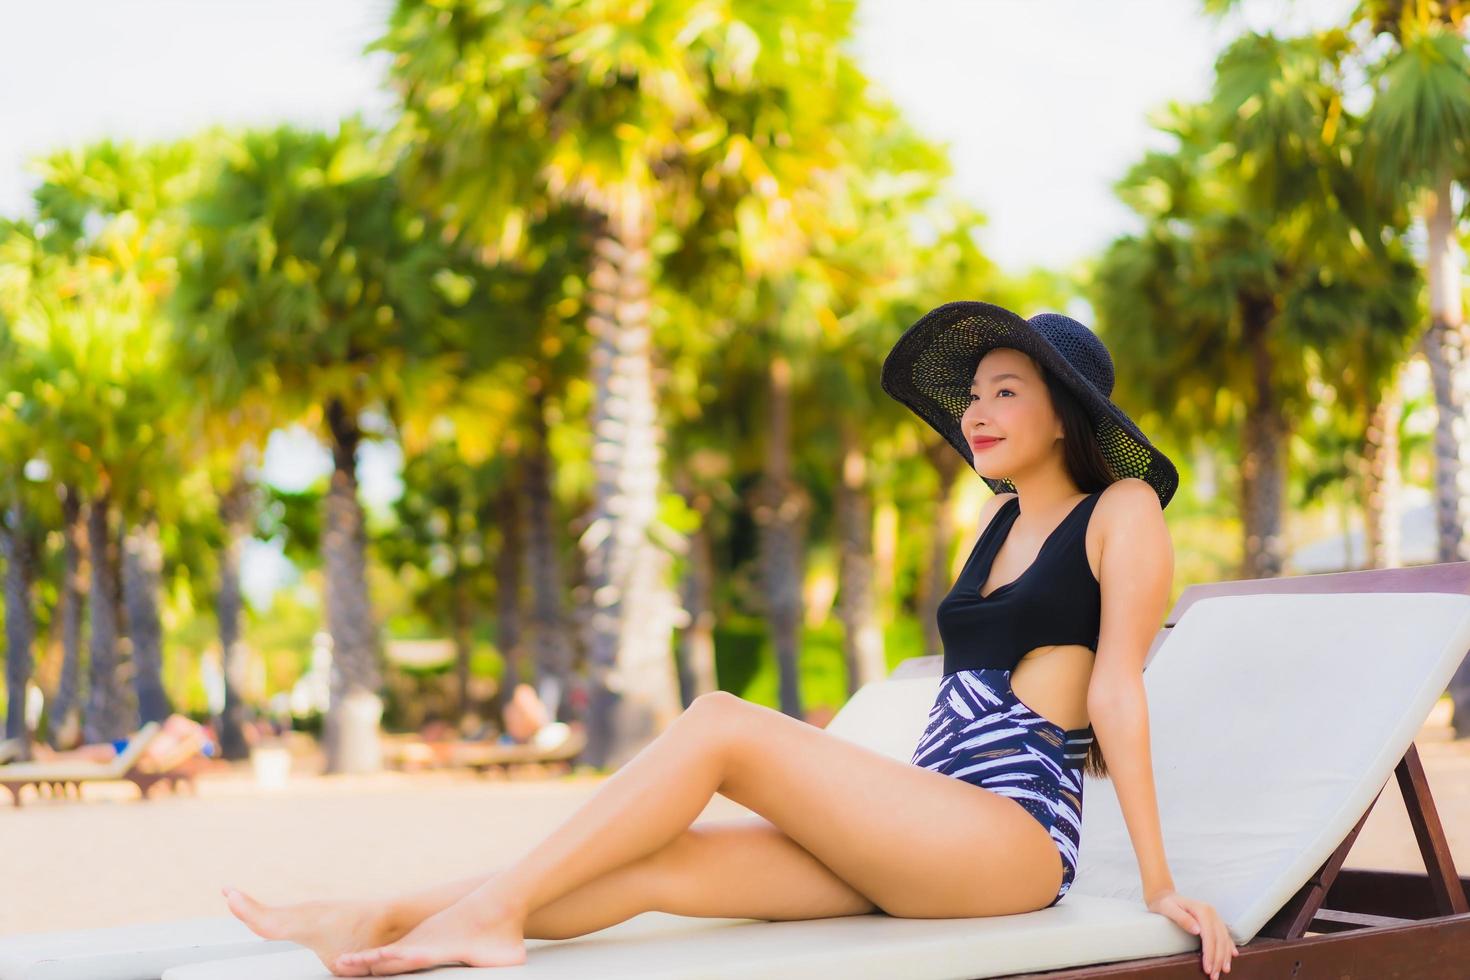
[4,0,1470,769]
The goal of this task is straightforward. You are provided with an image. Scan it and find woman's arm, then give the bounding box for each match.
[1087,477,1176,902]
[1089,479,1237,977]
[1089,672,1174,900]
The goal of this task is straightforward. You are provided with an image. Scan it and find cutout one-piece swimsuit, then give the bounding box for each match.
[909,491,1102,907]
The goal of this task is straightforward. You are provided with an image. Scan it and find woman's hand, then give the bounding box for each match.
[1146,888,1237,978]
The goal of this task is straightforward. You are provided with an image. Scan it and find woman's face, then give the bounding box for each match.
[961,347,1062,478]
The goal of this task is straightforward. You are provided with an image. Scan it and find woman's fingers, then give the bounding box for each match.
[1183,901,1218,977]
[1206,912,1232,978]
[1161,894,1239,977]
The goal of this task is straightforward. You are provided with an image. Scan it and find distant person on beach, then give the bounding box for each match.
[499,683,553,745]
[24,713,216,766]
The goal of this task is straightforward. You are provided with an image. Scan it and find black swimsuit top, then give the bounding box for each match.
[937,491,1104,675]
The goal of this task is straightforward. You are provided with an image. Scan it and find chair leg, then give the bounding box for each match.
[1396,743,1469,915]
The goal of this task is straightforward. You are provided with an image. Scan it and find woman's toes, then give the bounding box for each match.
[223,888,280,938]
[328,953,373,976]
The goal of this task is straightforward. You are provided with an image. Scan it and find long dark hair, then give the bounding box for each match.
[1039,361,1118,780]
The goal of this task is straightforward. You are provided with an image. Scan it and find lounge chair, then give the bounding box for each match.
[446,721,586,775]
[3,563,1470,978]
[381,722,587,775]
[0,720,205,808]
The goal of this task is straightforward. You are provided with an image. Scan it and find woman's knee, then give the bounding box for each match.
[688,690,742,714]
[682,690,746,734]
[681,691,753,755]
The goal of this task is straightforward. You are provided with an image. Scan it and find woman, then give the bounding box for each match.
[25,712,215,766]
[224,301,1237,978]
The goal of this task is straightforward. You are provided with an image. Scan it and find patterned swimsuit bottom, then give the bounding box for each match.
[910,668,1091,907]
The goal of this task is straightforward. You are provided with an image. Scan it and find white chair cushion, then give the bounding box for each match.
[1072,590,1470,940]
[0,917,294,980]
[161,900,1192,979]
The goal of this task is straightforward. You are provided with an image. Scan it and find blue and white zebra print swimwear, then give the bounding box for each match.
[910,668,1091,906]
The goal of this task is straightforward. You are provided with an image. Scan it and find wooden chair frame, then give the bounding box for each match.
[892,560,1470,978]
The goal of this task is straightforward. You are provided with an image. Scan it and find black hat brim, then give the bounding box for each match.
[880,301,1179,510]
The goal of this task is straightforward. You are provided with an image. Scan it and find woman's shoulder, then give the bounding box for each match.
[1095,478,1163,513]
[1094,478,1170,547]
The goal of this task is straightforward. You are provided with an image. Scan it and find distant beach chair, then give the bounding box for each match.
[381,721,586,775]
[0,720,209,807]
[3,566,1470,977]
[447,721,586,775]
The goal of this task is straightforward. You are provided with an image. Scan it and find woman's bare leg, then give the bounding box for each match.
[336,693,811,971]
[228,817,875,976]
[340,688,1040,975]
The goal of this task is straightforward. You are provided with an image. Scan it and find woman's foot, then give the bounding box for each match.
[222,886,403,976]
[335,889,528,974]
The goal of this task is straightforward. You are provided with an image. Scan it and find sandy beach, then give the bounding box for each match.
[6,699,1470,937]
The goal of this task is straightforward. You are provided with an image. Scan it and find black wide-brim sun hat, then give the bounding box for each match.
[880,300,1180,510]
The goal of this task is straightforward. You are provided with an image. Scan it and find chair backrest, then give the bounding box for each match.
[1072,590,1470,940]
[111,722,164,773]
[825,585,1470,944]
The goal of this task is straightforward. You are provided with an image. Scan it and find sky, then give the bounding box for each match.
[0,0,1358,604]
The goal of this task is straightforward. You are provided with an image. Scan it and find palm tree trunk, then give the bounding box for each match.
[439,474,474,723]
[1420,176,1470,736]
[492,477,524,726]
[122,508,172,725]
[322,397,383,773]
[873,497,899,623]
[1361,371,1404,570]
[753,352,810,720]
[217,466,253,759]
[83,483,134,743]
[451,570,472,721]
[581,208,685,768]
[921,440,965,659]
[672,468,717,707]
[524,383,576,720]
[1423,175,1470,567]
[836,418,884,695]
[47,484,86,749]
[1239,293,1289,578]
[2,496,35,746]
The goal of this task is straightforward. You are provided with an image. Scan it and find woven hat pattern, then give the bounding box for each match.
[881,301,1179,510]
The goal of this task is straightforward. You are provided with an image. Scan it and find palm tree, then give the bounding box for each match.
[176,118,505,771]
[0,477,41,748]
[374,0,866,765]
[1094,32,1418,577]
[28,138,231,732]
[48,483,87,749]
[5,228,181,742]
[1208,0,1470,733]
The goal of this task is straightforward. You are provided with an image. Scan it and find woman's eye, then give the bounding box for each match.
[970,390,1014,402]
